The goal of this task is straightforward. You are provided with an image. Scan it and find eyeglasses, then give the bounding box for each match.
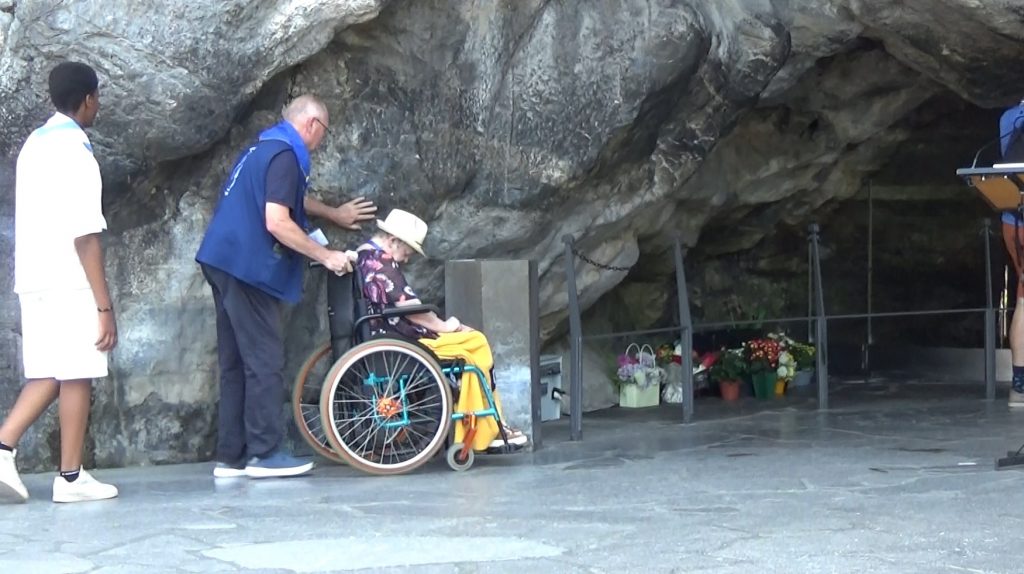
[313,117,330,134]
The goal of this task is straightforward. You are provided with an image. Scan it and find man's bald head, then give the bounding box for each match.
[283,95,327,123]
[282,95,330,151]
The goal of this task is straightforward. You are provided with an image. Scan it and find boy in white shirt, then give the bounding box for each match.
[0,62,119,503]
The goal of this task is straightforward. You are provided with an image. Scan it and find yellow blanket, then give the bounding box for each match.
[418,330,506,451]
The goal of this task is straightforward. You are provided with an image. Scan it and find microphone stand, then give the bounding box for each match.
[971,113,1024,168]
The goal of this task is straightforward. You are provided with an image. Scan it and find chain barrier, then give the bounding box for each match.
[569,244,632,272]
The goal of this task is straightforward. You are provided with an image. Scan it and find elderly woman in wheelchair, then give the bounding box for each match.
[292,209,527,474]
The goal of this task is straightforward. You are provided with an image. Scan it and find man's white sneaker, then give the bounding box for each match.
[0,449,28,503]
[52,469,118,503]
[1011,388,1024,408]
[213,462,247,478]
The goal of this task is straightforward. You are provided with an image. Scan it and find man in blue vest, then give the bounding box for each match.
[999,101,1024,407]
[196,95,370,478]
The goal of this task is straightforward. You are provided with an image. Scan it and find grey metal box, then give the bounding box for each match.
[539,354,563,422]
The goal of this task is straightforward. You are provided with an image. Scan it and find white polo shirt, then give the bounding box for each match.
[13,112,107,295]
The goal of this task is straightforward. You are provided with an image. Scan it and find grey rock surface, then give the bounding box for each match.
[0,0,1019,469]
[0,0,385,188]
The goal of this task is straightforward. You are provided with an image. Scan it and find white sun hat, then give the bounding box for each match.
[376,209,428,255]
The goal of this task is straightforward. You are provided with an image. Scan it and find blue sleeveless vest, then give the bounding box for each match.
[196,139,309,303]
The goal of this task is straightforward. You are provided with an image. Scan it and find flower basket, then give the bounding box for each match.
[620,383,660,408]
[616,344,662,408]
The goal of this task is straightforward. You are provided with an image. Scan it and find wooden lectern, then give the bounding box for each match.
[957,163,1024,212]
[958,163,1024,470]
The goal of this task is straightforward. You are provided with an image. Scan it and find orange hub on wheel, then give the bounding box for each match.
[377,396,401,418]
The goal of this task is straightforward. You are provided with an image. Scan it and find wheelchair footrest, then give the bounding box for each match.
[483,442,527,456]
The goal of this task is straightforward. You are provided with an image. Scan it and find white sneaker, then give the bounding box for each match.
[52,469,118,503]
[0,449,28,503]
[213,462,247,478]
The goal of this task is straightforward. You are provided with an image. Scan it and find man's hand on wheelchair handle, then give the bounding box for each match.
[322,250,354,275]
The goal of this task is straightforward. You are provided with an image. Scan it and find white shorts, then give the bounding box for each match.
[19,289,108,381]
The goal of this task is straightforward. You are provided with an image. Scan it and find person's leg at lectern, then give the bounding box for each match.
[1002,221,1024,407]
[1011,302,1024,407]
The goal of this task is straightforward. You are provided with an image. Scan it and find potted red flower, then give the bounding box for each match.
[744,338,781,399]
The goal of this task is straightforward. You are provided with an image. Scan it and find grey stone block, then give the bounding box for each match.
[445,260,538,443]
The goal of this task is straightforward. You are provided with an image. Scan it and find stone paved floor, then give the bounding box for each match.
[2,378,1023,573]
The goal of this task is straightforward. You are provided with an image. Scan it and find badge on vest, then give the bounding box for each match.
[308,228,329,247]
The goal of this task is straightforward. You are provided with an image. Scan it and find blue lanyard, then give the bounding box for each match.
[367,239,385,252]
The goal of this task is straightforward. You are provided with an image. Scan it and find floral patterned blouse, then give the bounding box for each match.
[356,245,436,340]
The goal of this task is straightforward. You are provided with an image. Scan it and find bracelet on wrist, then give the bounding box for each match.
[98,306,113,313]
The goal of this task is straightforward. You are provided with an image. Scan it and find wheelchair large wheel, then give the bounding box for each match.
[291,342,346,463]
[320,338,452,475]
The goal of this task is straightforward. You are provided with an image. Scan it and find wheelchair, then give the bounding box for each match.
[291,263,519,475]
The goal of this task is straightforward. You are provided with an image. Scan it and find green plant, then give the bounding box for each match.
[724,296,774,330]
[789,341,816,370]
[710,349,747,382]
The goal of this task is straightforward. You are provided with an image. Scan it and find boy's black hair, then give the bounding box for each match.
[48,62,98,114]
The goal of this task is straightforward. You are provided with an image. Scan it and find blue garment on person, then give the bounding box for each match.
[999,104,1024,226]
[196,122,310,303]
[1000,104,1024,158]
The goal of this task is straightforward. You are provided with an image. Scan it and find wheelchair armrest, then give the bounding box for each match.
[381,304,442,318]
[352,304,442,334]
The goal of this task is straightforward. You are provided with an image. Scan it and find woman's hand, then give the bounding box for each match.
[330,197,377,230]
[443,316,475,333]
[443,316,462,333]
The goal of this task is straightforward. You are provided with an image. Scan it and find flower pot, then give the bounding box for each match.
[751,371,775,400]
[774,379,787,397]
[720,380,741,401]
[619,383,659,408]
[791,369,814,387]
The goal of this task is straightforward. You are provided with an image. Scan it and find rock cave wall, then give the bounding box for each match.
[1,0,1022,469]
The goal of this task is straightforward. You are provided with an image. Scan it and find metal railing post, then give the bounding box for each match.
[808,239,814,343]
[810,224,829,409]
[673,235,694,423]
[984,218,996,400]
[562,235,584,441]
